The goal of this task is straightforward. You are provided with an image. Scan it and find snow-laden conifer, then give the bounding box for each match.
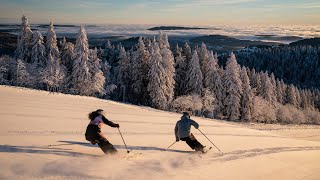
[61,41,75,74]
[159,33,175,104]
[202,88,215,118]
[276,79,284,104]
[15,15,33,61]
[71,26,91,95]
[31,31,46,67]
[185,50,203,95]
[88,48,105,96]
[116,46,130,102]
[147,42,168,110]
[130,37,149,104]
[224,53,242,121]
[240,67,253,120]
[286,84,297,107]
[174,51,187,96]
[199,42,209,77]
[15,59,32,87]
[204,51,224,116]
[45,22,59,59]
[41,54,65,92]
[260,72,275,104]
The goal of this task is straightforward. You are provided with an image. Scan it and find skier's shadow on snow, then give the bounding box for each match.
[0,144,100,157]
[58,140,194,153]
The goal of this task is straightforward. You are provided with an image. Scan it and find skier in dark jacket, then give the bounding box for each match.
[175,112,205,152]
[85,109,120,154]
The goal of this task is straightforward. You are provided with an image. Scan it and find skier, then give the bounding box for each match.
[85,109,120,154]
[175,112,206,152]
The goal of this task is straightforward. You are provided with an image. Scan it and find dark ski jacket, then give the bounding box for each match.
[85,112,118,140]
[175,114,199,139]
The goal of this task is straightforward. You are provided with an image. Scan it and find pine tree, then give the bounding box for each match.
[199,42,209,77]
[61,41,75,75]
[45,22,59,60]
[182,42,192,63]
[276,79,284,104]
[286,84,297,107]
[41,54,65,92]
[240,67,253,121]
[130,37,149,104]
[147,42,168,110]
[15,59,32,87]
[14,15,33,62]
[185,50,203,95]
[204,51,224,116]
[88,48,105,96]
[224,53,242,121]
[71,26,91,95]
[31,31,46,67]
[174,50,187,96]
[295,87,301,108]
[255,73,262,96]
[202,88,215,118]
[260,72,275,104]
[116,46,130,102]
[159,33,175,105]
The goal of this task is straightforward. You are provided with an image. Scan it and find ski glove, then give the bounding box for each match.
[115,124,120,128]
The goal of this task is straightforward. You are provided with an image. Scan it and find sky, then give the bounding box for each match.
[0,0,319,25]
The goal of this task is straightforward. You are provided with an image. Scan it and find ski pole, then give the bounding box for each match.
[165,141,176,151]
[198,129,222,153]
[117,128,130,153]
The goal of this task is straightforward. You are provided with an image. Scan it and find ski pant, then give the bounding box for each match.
[180,133,204,151]
[86,133,117,154]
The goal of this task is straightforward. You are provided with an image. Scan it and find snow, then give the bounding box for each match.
[1,85,320,180]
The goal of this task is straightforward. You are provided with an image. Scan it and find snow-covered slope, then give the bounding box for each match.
[0,86,320,180]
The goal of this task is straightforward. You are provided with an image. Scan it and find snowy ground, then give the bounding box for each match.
[1,85,320,180]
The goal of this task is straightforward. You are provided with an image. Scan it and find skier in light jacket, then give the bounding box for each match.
[175,112,205,152]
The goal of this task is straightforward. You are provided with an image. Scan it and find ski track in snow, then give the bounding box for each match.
[1,86,320,180]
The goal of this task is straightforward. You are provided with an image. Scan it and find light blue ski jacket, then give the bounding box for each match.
[175,114,199,139]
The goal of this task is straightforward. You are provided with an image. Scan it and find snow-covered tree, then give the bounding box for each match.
[14,15,33,62]
[276,79,284,104]
[240,67,253,121]
[71,26,92,95]
[224,53,242,121]
[88,48,105,96]
[15,59,32,87]
[41,54,65,92]
[174,50,187,96]
[158,33,175,105]
[204,51,224,116]
[115,46,130,101]
[252,96,277,123]
[185,50,203,95]
[260,72,275,104]
[130,37,150,104]
[286,84,297,107]
[148,43,168,110]
[199,42,209,77]
[45,22,59,60]
[171,95,203,115]
[254,73,262,96]
[61,41,75,74]
[182,42,192,64]
[202,88,215,118]
[30,31,46,67]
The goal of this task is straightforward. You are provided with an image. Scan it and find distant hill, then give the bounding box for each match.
[0,32,16,56]
[289,37,320,47]
[148,26,208,31]
[189,35,282,52]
